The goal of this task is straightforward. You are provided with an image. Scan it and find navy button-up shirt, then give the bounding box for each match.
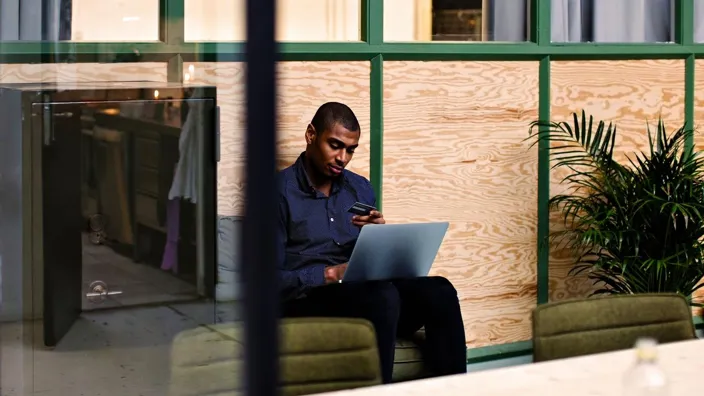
[277,152,376,300]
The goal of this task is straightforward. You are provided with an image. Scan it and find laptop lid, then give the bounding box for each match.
[341,222,449,283]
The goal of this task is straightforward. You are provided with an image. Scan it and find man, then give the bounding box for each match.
[277,102,467,383]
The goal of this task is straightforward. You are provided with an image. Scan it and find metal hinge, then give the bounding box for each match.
[41,103,73,146]
[42,104,52,146]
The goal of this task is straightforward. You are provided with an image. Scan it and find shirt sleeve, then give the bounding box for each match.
[277,194,325,298]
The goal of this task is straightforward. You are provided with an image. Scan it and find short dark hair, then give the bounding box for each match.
[310,102,360,135]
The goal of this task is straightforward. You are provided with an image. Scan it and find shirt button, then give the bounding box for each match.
[330,217,334,222]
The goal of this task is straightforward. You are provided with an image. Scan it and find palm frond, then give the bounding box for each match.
[529,111,704,304]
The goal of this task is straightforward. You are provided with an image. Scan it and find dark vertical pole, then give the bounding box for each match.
[535,0,552,305]
[243,0,279,396]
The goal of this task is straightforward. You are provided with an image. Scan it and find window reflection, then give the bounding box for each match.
[551,0,675,43]
[382,0,685,43]
[0,0,160,42]
[184,0,362,42]
[384,0,531,42]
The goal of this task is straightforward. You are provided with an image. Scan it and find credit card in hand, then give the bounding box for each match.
[347,202,376,216]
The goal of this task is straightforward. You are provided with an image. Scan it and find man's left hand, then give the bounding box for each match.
[352,210,385,227]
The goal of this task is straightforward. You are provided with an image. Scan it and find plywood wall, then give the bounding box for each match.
[383,61,540,348]
[3,59,696,346]
[693,59,704,164]
[692,59,704,312]
[188,62,371,216]
[0,63,167,84]
[550,60,686,303]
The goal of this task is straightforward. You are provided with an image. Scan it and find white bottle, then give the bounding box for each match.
[623,338,669,396]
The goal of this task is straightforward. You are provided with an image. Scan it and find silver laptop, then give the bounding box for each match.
[341,222,449,283]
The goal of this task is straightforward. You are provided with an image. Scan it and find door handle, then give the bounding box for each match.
[86,280,123,303]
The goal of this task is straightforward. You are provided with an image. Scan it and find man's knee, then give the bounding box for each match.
[363,281,401,310]
[353,282,401,329]
[426,276,454,287]
[425,276,458,295]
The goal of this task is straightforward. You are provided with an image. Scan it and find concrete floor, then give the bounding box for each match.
[82,235,199,310]
[0,237,239,396]
[1,302,239,396]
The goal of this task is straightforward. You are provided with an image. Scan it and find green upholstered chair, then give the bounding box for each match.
[169,318,382,396]
[532,293,696,362]
[392,330,430,382]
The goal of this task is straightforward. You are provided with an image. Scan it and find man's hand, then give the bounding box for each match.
[324,263,348,284]
[352,210,386,227]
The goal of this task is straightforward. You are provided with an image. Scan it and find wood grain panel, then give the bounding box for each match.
[384,61,539,347]
[190,62,371,216]
[694,60,704,153]
[0,63,167,83]
[691,59,704,314]
[551,60,685,303]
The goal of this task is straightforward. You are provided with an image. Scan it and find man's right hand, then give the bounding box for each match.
[324,263,348,284]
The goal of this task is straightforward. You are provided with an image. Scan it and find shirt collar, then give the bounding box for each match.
[294,152,346,196]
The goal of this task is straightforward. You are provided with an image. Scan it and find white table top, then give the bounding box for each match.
[321,339,704,396]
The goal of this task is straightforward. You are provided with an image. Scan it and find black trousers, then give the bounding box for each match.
[281,276,467,383]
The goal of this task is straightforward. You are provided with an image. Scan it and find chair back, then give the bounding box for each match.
[170,317,382,396]
[532,293,696,362]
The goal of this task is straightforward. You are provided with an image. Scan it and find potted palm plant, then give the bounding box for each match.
[529,111,704,306]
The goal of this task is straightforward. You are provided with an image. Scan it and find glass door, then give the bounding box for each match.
[23,96,224,395]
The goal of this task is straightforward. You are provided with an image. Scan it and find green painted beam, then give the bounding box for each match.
[163,0,185,45]
[466,341,533,365]
[681,0,696,152]
[685,54,695,152]
[535,0,551,45]
[167,54,184,82]
[159,0,168,42]
[675,0,694,46]
[6,41,704,63]
[370,55,383,210]
[164,0,185,82]
[362,0,383,45]
[379,43,704,60]
[0,42,181,56]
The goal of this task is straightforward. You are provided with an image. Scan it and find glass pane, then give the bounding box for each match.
[694,0,704,42]
[0,77,242,395]
[185,0,361,42]
[551,0,675,43]
[0,0,160,42]
[384,0,530,42]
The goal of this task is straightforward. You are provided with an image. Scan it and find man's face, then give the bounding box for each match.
[305,122,360,178]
